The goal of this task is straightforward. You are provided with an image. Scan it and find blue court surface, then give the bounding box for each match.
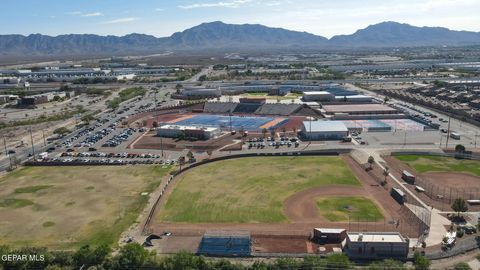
[174,114,281,131]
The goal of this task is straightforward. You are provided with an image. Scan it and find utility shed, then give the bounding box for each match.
[313,228,347,244]
[343,232,409,260]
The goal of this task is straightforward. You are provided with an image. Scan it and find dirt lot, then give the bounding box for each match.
[146,154,419,254]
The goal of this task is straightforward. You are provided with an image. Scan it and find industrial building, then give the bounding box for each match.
[343,232,409,259]
[180,88,221,99]
[302,91,334,102]
[334,95,373,103]
[300,121,349,140]
[157,124,221,140]
[19,91,68,106]
[322,104,398,116]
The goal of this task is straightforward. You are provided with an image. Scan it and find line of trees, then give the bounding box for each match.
[0,243,432,270]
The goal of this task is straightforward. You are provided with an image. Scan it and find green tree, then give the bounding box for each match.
[455,144,466,153]
[325,253,352,269]
[262,128,268,138]
[152,121,159,128]
[414,252,431,270]
[81,114,96,124]
[368,155,375,169]
[113,243,154,270]
[73,245,110,269]
[452,198,469,217]
[368,259,406,270]
[383,166,390,184]
[53,127,70,136]
[454,262,472,270]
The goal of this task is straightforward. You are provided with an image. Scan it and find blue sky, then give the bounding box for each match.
[2,0,479,38]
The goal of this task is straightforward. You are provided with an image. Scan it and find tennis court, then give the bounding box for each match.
[342,119,426,132]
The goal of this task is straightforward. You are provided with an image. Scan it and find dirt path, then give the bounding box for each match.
[283,185,369,222]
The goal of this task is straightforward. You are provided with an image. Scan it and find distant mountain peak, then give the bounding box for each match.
[0,21,480,57]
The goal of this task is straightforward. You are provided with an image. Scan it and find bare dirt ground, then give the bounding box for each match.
[145,154,420,254]
[283,185,385,223]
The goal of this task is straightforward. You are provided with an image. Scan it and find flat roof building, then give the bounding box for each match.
[157,124,220,140]
[322,104,397,115]
[300,121,348,141]
[343,232,409,260]
[302,91,334,102]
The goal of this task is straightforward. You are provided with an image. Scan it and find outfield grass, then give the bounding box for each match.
[316,196,384,222]
[0,165,170,249]
[159,156,360,223]
[395,154,480,176]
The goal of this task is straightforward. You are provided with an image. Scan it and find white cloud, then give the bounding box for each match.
[178,0,253,9]
[82,12,103,17]
[102,17,138,24]
[67,11,82,15]
[155,8,164,11]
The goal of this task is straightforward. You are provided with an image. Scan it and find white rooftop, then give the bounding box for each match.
[314,228,346,234]
[302,121,348,132]
[303,91,332,95]
[159,124,219,132]
[347,232,406,243]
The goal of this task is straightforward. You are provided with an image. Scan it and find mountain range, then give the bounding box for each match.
[1,21,480,56]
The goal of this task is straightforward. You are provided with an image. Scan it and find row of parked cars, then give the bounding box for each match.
[60,126,96,148]
[77,128,114,148]
[247,136,300,149]
[102,128,136,147]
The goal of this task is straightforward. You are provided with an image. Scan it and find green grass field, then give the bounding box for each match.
[316,196,384,222]
[0,165,170,249]
[158,156,360,223]
[395,154,480,176]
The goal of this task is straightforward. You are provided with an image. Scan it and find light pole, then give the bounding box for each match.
[3,136,12,170]
[29,127,36,161]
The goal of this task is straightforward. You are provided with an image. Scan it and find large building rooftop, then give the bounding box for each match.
[322,104,397,114]
[302,121,348,132]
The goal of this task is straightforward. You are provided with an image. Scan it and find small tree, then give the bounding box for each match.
[413,252,431,270]
[262,128,268,138]
[367,156,375,169]
[455,144,466,153]
[53,127,70,136]
[382,166,390,184]
[186,150,194,161]
[454,262,472,270]
[152,121,159,128]
[452,198,468,217]
[206,150,213,159]
[178,156,186,170]
[81,114,95,124]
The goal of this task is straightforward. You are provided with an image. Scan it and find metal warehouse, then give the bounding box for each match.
[300,121,349,140]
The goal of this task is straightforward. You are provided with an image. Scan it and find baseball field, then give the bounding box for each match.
[158,156,364,223]
[0,165,170,249]
[395,154,480,176]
